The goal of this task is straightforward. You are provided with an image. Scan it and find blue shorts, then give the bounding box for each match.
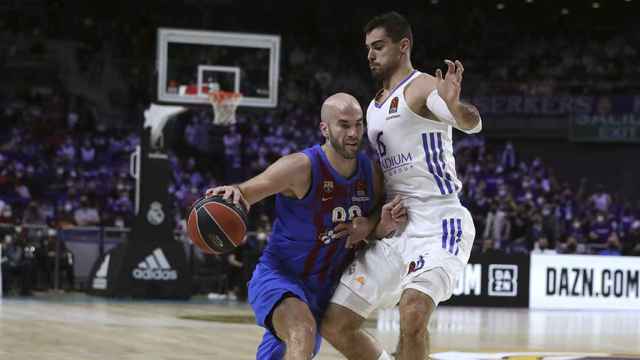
[248,263,324,360]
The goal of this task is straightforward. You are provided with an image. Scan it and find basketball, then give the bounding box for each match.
[186,195,248,254]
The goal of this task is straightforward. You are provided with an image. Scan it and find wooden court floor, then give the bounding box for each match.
[1,293,639,360]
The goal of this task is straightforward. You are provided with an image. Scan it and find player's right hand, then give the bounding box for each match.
[205,185,251,212]
[435,59,464,108]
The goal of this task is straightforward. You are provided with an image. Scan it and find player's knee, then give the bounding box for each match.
[400,309,427,339]
[399,292,432,339]
[286,321,317,345]
[320,305,359,344]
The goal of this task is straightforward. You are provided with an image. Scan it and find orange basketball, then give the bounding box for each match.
[187,196,248,254]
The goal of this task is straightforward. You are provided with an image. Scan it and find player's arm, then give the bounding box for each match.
[369,162,406,239]
[206,153,311,211]
[405,60,482,134]
[334,161,407,247]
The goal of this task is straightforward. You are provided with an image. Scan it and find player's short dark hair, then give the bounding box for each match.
[364,11,413,48]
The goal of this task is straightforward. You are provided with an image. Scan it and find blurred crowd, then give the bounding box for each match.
[455,138,640,257]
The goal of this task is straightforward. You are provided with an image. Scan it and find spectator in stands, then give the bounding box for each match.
[73,196,100,226]
[2,234,34,296]
[79,138,96,168]
[526,214,545,250]
[483,203,511,249]
[588,212,613,243]
[0,204,15,225]
[57,137,76,163]
[225,246,245,301]
[599,232,623,256]
[223,126,243,182]
[55,202,77,229]
[623,221,640,256]
[559,236,579,254]
[590,184,612,212]
[567,219,586,243]
[479,238,504,256]
[22,201,47,225]
[500,141,516,170]
[532,237,557,254]
[45,229,75,290]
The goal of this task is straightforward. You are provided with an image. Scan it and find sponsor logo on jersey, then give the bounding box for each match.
[352,180,370,202]
[318,230,336,245]
[389,96,399,114]
[348,263,356,275]
[407,255,426,275]
[380,152,415,176]
[323,181,334,194]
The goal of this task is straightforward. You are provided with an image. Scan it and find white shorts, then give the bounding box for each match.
[331,197,475,319]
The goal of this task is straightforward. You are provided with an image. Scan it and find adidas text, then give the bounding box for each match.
[132,268,177,280]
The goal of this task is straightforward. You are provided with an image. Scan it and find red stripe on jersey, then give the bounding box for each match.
[302,152,334,279]
[317,158,348,283]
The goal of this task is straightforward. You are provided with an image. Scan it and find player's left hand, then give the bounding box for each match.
[435,59,464,108]
[379,195,408,238]
[333,217,372,249]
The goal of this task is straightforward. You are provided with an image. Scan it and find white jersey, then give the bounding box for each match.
[332,70,478,316]
[367,70,462,201]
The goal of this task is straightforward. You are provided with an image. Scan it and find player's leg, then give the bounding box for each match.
[395,267,450,360]
[249,263,321,360]
[271,295,318,360]
[396,288,436,359]
[323,242,402,360]
[394,204,477,359]
[321,302,389,360]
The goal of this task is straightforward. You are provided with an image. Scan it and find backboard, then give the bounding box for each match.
[157,28,280,108]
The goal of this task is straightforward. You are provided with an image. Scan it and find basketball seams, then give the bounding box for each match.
[191,209,219,254]
[209,201,248,239]
[201,204,239,247]
[187,197,248,254]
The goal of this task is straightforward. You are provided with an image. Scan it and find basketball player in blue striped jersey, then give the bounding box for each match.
[321,12,483,360]
[207,93,407,360]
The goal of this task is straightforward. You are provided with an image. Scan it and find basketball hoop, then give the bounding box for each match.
[208,91,242,126]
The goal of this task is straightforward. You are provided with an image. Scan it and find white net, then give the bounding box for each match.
[208,91,242,126]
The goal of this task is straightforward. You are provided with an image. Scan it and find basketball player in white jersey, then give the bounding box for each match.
[320,11,482,360]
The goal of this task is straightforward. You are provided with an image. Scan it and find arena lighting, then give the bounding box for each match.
[561,8,569,15]
[496,2,505,10]
[431,0,439,4]
[525,0,533,3]
[592,1,600,8]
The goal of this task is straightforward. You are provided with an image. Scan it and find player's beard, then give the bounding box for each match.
[370,64,388,81]
[370,56,400,82]
[328,128,360,160]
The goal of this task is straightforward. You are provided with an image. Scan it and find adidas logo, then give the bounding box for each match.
[132,248,178,281]
[92,254,110,290]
